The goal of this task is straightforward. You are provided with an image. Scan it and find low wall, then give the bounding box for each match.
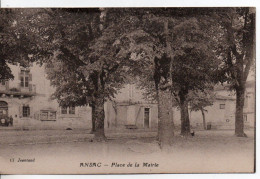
[13,117,92,130]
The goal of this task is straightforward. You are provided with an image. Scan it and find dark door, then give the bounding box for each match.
[0,101,8,116]
[144,108,150,128]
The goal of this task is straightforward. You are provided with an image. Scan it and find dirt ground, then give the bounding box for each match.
[0,129,255,174]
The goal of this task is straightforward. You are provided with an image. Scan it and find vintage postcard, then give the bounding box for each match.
[0,4,256,175]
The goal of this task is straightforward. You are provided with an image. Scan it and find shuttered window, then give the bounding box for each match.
[20,69,31,88]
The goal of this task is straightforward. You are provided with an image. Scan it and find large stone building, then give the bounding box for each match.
[0,63,92,130]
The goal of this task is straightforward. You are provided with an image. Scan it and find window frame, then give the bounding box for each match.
[22,106,30,117]
[69,106,75,114]
[40,110,57,121]
[0,80,6,86]
[61,106,76,115]
[243,114,247,122]
[143,107,151,128]
[219,104,225,109]
[20,69,30,88]
[61,106,67,114]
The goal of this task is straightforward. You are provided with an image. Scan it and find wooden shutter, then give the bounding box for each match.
[18,73,23,87]
[29,73,32,81]
[19,105,23,117]
[29,106,32,117]
[6,81,9,90]
[28,106,31,117]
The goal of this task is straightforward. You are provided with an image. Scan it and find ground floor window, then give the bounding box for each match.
[61,106,75,115]
[40,110,56,121]
[69,106,75,114]
[49,111,56,119]
[23,106,30,117]
[61,106,67,114]
[40,111,48,120]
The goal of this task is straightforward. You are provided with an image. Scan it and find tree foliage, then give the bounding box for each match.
[18,9,130,139]
[214,7,255,136]
[0,9,38,80]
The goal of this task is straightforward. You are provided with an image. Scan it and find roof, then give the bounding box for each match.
[214,80,255,91]
[215,94,235,100]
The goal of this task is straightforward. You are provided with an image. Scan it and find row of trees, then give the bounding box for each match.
[0,8,255,148]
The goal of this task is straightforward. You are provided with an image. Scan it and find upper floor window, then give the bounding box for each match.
[220,104,225,109]
[20,69,31,88]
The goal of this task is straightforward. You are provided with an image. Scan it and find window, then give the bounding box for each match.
[20,69,30,87]
[0,80,6,86]
[23,106,30,117]
[49,112,56,119]
[69,106,75,114]
[243,114,247,122]
[61,106,67,114]
[61,106,75,115]
[220,104,225,109]
[40,111,48,120]
[40,110,56,120]
[244,96,249,108]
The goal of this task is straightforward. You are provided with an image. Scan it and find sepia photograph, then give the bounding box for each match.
[0,7,256,174]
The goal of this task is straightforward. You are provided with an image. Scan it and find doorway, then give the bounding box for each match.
[144,108,150,128]
[0,101,8,116]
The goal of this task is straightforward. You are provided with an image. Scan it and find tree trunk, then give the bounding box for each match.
[156,19,175,150]
[235,86,247,137]
[201,108,206,130]
[179,91,190,136]
[92,94,106,141]
[157,88,174,149]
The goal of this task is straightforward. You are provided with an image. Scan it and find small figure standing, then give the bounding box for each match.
[9,115,13,126]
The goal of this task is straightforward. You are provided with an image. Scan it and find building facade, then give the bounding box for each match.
[107,82,255,131]
[0,63,92,130]
[173,82,255,129]
[0,63,255,131]
[105,84,159,131]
